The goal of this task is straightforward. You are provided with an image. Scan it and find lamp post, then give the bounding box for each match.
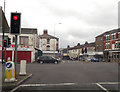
[54,23,62,58]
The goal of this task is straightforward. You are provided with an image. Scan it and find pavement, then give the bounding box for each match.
[1,63,32,92]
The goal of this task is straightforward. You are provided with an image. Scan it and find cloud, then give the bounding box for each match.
[1,0,119,48]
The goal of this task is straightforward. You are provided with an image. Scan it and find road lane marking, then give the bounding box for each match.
[10,85,21,92]
[98,82,119,85]
[20,83,76,87]
[10,83,76,92]
[96,83,109,92]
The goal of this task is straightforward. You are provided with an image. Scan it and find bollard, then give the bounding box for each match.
[5,60,16,82]
[19,60,26,75]
[85,60,88,62]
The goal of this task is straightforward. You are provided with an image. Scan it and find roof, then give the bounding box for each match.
[39,34,59,39]
[0,7,9,33]
[21,28,37,34]
[62,42,95,51]
[96,28,120,38]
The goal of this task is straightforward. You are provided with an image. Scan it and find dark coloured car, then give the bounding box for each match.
[37,56,60,64]
[91,57,99,62]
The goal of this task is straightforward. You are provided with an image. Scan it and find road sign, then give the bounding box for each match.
[6,62,12,68]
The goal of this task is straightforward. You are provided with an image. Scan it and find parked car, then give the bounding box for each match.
[91,57,99,62]
[70,58,75,61]
[37,56,61,64]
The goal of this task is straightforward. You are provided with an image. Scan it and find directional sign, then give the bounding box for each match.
[6,62,12,68]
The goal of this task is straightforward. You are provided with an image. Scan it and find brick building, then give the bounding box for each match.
[95,33,104,61]
[103,28,120,62]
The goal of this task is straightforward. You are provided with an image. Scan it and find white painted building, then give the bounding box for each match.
[39,30,59,57]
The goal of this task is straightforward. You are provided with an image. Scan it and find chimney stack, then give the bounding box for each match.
[67,45,70,48]
[77,43,80,46]
[43,30,48,35]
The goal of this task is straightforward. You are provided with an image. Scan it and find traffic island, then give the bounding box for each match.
[2,73,32,92]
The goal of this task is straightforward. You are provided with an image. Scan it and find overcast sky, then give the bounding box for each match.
[0,0,119,48]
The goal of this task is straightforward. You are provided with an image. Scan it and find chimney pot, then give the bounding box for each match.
[67,45,70,48]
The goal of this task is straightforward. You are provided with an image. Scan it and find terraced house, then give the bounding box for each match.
[61,42,95,61]
[103,28,120,62]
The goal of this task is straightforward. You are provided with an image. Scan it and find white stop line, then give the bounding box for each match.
[10,83,76,92]
[10,82,119,92]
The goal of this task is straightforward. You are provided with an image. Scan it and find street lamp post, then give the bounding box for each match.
[54,23,61,58]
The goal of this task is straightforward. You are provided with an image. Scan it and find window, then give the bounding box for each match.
[47,38,50,44]
[20,36,29,45]
[106,43,110,49]
[111,34,114,40]
[118,32,120,39]
[115,42,118,48]
[112,44,115,50]
[106,35,108,41]
[106,35,110,41]
[118,42,120,48]
[114,33,116,39]
[108,35,110,40]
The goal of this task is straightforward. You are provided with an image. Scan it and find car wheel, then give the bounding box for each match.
[40,61,43,64]
[54,61,58,64]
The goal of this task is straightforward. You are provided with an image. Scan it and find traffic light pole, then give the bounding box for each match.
[15,35,17,78]
[2,27,4,64]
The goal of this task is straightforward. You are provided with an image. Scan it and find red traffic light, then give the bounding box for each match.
[13,16,17,20]
[4,40,6,42]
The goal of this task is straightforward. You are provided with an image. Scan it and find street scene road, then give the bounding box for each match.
[7,61,119,92]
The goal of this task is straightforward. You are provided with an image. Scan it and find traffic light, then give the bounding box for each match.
[8,37,11,45]
[4,40,7,47]
[85,47,87,53]
[10,13,21,34]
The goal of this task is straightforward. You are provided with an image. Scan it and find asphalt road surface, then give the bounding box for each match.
[5,61,120,92]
